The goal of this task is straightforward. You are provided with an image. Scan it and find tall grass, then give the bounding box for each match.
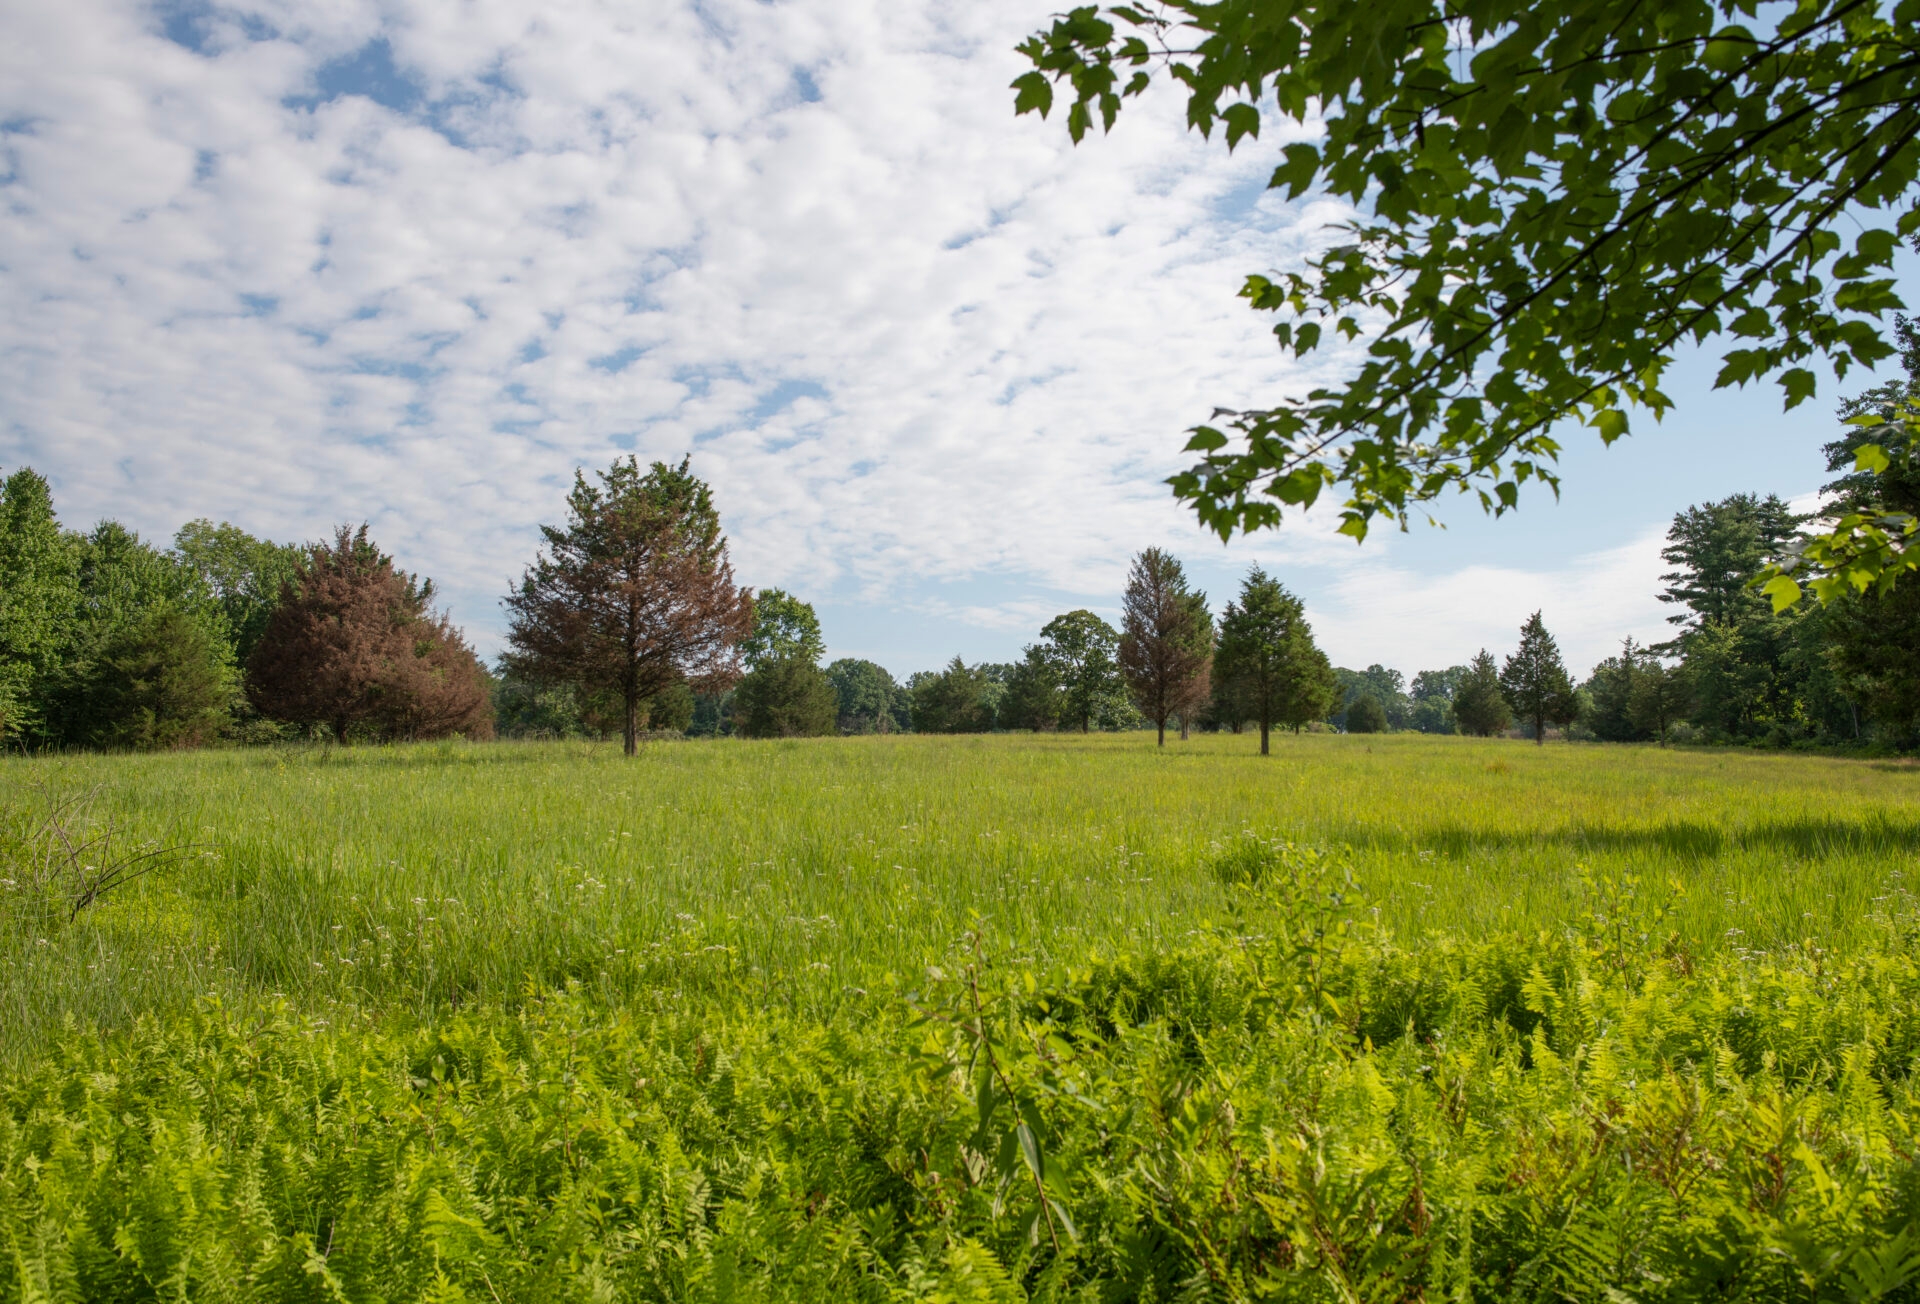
[2,732,1916,1059]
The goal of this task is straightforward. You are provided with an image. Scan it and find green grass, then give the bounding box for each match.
[2,732,1917,1056]
[8,733,1920,1300]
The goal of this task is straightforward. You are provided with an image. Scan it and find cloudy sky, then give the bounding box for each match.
[4,0,1914,681]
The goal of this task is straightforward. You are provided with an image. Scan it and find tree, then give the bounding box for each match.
[736,656,838,738]
[0,467,78,744]
[1501,613,1579,744]
[999,645,1064,731]
[1117,548,1213,746]
[1630,661,1694,747]
[1213,567,1336,755]
[504,458,753,756]
[733,589,835,738]
[1345,694,1388,734]
[739,588,826,669]
[1659,495,1805,634]
[1584,638,1652,743]
[1453,650,1513,738]
[76,605,237,751]
[250,525,493,742]
[1016,4,1920,570]
[909,657,995,734]
[826,658,901,734]
[1408,666,1468,734]
[171,519,302,667]
[1334,665,1410,730]
[1035,609,1126,733]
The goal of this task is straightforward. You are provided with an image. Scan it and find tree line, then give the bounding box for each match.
[5,315,1917,754]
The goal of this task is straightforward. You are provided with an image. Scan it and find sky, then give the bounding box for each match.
[3,0,1915,683]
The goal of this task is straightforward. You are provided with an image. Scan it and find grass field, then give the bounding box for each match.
[3,731,1917,1052]
[6,733,1920,1299]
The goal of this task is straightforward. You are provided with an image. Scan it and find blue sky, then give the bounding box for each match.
[3,0,1914,683]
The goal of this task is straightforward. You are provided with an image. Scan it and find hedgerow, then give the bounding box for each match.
[6,842,1920,1301]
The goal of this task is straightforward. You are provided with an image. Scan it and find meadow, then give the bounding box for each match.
[5,733,1920,1299]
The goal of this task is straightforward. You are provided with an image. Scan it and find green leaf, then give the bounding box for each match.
[1222,103,1260,149]
[1856,443,1891,475]
[1780,368,1818,410]
[1761,574,1803,612]
[1011,72,1053,118]
[1270,143,1321,200]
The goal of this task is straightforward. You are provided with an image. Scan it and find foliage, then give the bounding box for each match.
[1585,637,1654,743]
[249,525,493,743]
[739,587,827,670]
[503,458,752,755]
[1663,494,1806,632]
[1334,663,1410,730]
[1116,547,1213,745]
[16,840,1920,1296]
[0,468,78,745]
[1033,610,1128,733]
[1632,659,1696,747]
[910,658,997,734]
[169,519,302,668]
[1451,649,1513,737]
[827,658,906,734]
[70,606,238,751]
[997,646,1064,732]
[1015,2,1920,560]
[1502,611,1579,743]
[1214,567,1337,753]
[1343,692,1387,734]
[736,655,839,738]
[1405,665,1465,734]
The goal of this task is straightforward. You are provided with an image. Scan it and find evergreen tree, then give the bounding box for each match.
[1117,548,1213,746]
[77,605,238,751]
[504,458,752,756]
[909,658,994,734]
[736,655,838,738]
[1584,638,1652,742]
[251,525,493,743]
[999,645,1064,731]
[0,467,78,744]
[1452,650,1513,738]
[1501,612,1579,745]
[1630,661,1693,747]
[171,519,302,667]
[1213,568,1335,755]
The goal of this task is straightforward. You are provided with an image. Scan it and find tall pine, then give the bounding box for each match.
[1501,612,1578,745]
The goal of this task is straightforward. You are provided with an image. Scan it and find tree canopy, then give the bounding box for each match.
[1017,1,1920,592]
[1213,567,1336,753]
[1117,547,1213,745]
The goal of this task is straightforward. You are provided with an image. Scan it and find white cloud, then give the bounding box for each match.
[0,0,1725,675]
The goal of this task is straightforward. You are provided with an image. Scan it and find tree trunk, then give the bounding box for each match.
[1156,717,1165,747]
[1533,713,1544,745]
[624,690,639,757]
[1259,719,1270,755]
[1178,714,1189,741]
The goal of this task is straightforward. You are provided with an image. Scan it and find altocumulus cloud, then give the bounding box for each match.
[0,0,1673,675]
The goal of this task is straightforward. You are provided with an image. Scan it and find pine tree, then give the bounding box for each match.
[1213,568,1335,755]
[1501,612,1579,745]
[504,458,753,755]
[1117,548,1213,746]
[1452,650,1513,737]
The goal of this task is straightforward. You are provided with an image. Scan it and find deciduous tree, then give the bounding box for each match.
[826,658,901,734]
[1017,4,1920,592]
[1117,547,1213,746]
[1037,609,1127,733]
[909,657,995,734]
[1501,613,1579,745]
[504,458,752,756]
[0,467,77,744]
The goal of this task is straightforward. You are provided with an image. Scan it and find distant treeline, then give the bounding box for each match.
[2,316,1915,753]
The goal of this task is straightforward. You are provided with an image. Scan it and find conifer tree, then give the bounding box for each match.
[504,458,753,756]
[1117,548,1212,746]
[1452,650,1512,738]
[1501,612,1579,745]
[0,467,78,743]
[1213,567,1335,755]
